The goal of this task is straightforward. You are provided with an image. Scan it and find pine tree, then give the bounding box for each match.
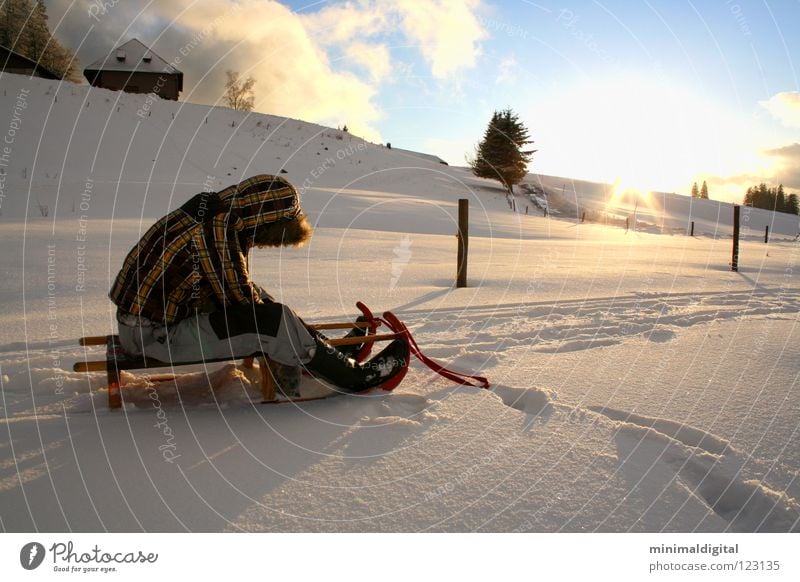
[691,182,699,198]
[223,70,256,112]
[25,1,49,62]
[776,184,786,213]
[0,0,32,53]
[787,193,800,215]
[42,41,81,82]
[700,180,709,199]
[469,109,535,194]
[0,0,80,80]
[755,183,769,209]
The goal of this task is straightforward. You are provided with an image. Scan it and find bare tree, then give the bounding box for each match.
[223,70,256,112]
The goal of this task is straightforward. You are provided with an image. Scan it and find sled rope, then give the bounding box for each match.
[357,303,490,390]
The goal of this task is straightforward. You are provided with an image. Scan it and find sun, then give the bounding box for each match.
[608,178,652,209]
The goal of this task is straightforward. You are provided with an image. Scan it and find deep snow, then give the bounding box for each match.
[0,73,798,532]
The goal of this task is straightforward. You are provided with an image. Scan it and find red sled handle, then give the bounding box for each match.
[380,310,490,390]
[354,301,380,362]
[354,302,408,392]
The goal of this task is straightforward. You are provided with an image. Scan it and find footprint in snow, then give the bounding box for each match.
[491,384,556,420]
[593,406,800,532]
[338,394,438,460]
[354,393,438,427]
[646,328,676,343]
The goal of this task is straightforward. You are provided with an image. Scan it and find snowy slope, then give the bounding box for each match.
[0,75,522,238]
[529,174,800,240]
[0,74,798,532]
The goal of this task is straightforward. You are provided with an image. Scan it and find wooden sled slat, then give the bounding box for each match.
[328,333,399,347]
[74,361,110,373]
[312,321,371,331]
[260,393,340,404]
[75,318,395,409]
[79,321,369,345]
[79,336,110,346]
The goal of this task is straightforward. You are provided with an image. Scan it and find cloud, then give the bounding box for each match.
[760,92,800,128]
[46,0,488,143]
[304,0,488,79]
[301,1,389,45]
[763,142,800,190]
[764,142,800,160]
[148,1,383,139]
[393,0,488,78]
[344,42,392,83]
[702,142,800,201]
[495,54,518,85]
[47,0,164,71]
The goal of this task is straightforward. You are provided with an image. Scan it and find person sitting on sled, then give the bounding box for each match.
[109,174,407,394]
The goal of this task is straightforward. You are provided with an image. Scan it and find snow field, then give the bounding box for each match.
[0,73,798,532]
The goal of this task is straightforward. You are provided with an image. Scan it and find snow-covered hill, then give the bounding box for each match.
[1,73,798,533]
[1,74,525,239]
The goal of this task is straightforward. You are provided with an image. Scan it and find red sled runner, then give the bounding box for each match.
[74,302,489,409]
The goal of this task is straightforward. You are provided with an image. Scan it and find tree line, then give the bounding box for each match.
[1,0,80,81]
[744,183,799,215]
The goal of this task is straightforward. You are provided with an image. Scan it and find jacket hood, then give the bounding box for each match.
[217,174,301,230]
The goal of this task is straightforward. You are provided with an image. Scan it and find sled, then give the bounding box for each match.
[74,302,404,409]
[74,302,489,410]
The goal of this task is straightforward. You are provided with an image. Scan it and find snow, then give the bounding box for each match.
[1,74,798,532]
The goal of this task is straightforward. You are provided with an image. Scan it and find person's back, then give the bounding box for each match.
[110,174,407,393]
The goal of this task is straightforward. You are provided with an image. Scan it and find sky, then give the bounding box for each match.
[45,0,800,203]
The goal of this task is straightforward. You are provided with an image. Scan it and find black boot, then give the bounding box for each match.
[312,315,370,359]
[305,336,408,393]
[338,315,371,358]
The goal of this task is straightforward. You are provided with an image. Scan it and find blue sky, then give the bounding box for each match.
[53,0,800,202]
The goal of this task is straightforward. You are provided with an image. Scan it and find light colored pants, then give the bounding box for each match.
[116,306,317,366]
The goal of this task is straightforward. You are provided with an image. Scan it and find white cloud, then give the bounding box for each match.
[301,1,389,45]
[115,0,385,140]
[495,54,518,85]
[393,0,488,79]
[761,92,800,128]
[762,143,800,189]
[303,0,488,79]
[344,42,392,83]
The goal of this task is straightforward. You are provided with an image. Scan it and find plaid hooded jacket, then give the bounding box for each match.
[109,175,301,324]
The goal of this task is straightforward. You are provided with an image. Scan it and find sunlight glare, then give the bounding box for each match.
[609,178,652,209]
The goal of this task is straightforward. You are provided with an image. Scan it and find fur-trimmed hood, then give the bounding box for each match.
[179,174,308,247]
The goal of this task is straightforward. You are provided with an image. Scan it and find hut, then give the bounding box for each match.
[83,39,183,100]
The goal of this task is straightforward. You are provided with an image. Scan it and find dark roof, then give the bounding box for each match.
[0,44,60,79]
[84,38,181,76]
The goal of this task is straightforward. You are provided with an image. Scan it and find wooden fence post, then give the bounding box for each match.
[732,205,740,272]
[765,225,769,244]
[690,221,694,237]
[457,199,468,288]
